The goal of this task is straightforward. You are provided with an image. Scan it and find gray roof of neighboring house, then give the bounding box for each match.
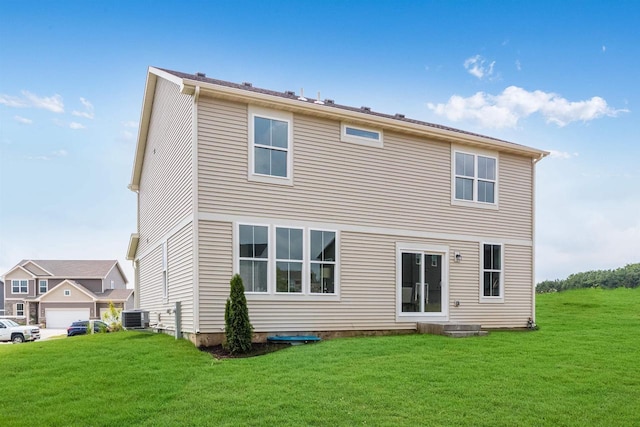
[19,260,120,279]
[99,288,134,301]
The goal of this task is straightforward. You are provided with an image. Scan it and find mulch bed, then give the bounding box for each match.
[199,342,291,359]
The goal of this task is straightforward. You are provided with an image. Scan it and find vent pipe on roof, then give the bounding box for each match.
[314,91,324,105]
[298,88,307,101]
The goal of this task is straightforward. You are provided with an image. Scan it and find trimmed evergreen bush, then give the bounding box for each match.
[224,274,253,354]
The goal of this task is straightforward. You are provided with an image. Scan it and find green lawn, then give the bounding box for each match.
[2,288,639,426]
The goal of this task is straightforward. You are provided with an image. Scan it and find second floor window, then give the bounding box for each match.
[454,151,497,204]
[39,280,48,293]
[248,107,293,185]
[12,280,28,294]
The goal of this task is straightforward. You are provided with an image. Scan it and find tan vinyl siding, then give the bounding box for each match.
[197,96,533,242]
[167,222,194,332]
[138,77,193,255]
[41,283,94,302]
[198,220,233,332]
[138,245,175,329]
[198,222,533,332]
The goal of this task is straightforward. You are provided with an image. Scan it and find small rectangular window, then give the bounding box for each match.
[64,290,71,296]
[341,124,383,147]
[16,303,24,316]
[39,280,48,293]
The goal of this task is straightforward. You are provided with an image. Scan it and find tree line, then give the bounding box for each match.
[536,263,640,293]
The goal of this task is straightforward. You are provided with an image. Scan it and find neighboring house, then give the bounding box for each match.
[2,260,132,328]
[0,280,4,316]
[127,67,548,346]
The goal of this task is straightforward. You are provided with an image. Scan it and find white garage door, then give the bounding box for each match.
[46,309,90,328]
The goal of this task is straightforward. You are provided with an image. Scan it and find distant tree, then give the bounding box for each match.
[224,274,253,354]
[536,263,640,293]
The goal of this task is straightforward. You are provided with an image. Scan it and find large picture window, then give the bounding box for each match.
[236,224,338,296]
[453,150,497,205]
[481,243,503,302]
[248,107,293,185]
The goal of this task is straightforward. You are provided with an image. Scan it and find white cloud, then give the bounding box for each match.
[602,45,606,53]
[0,91,64,113]
[72,97,95,119]
[515,60,522,71]
[121,130,135,141]
[122,120,138,128]
[26,149,68,161]
[464,55,495,79]
[14,115,33,124]
[548,150,579,159]
[428,86,628,128]
[69,122,85,130]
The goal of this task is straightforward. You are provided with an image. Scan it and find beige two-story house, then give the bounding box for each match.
[127,67,547,346]
[2,260,132,327]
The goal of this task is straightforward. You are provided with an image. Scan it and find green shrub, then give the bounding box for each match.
[223,274,253,354]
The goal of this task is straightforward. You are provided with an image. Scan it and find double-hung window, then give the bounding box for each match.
[237,224,338,296]
[16,303,24,317]
[276,227,303,293]
[453,149,498,205]
[39,280,48,293]
[12,280,28,294]
[239,225,269,292]
[481,243,503,302]
[310,230,336,294]
[248,107,293,185]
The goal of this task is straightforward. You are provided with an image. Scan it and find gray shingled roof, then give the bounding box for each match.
[158,67,514,145]
[20,260,118,278]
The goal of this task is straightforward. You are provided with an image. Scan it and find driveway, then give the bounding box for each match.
[0,328,66,345]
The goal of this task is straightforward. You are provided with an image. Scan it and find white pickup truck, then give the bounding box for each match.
[0,318,41,343]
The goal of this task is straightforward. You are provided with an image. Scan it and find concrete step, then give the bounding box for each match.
[443,330,489,338]
[442,324,481,332]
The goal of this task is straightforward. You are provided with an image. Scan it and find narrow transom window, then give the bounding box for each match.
[310,230,336,294]
[276,227,303,293]
[239,225,269,293]
[341,124,383,147]
[482,244,503,298]
[454,151,497,204]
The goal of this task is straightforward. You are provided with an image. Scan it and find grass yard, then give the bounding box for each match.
[1,288,639,426]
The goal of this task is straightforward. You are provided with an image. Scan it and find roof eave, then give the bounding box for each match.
[178,76,548,158]
[126,234,139,261]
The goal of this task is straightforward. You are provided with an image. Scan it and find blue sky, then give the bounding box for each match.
[1,1,638,285]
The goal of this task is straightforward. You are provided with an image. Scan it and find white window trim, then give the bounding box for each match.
[39,279,48,294]
[340,123,384,148]
[248,106,294,186]
[395,242,449,322]
[451,145,499,209]
[233,222,340,301]
[16,303,25,317]
[12,279,28,294]
[64,290,71,296]
[479,242,504,303]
